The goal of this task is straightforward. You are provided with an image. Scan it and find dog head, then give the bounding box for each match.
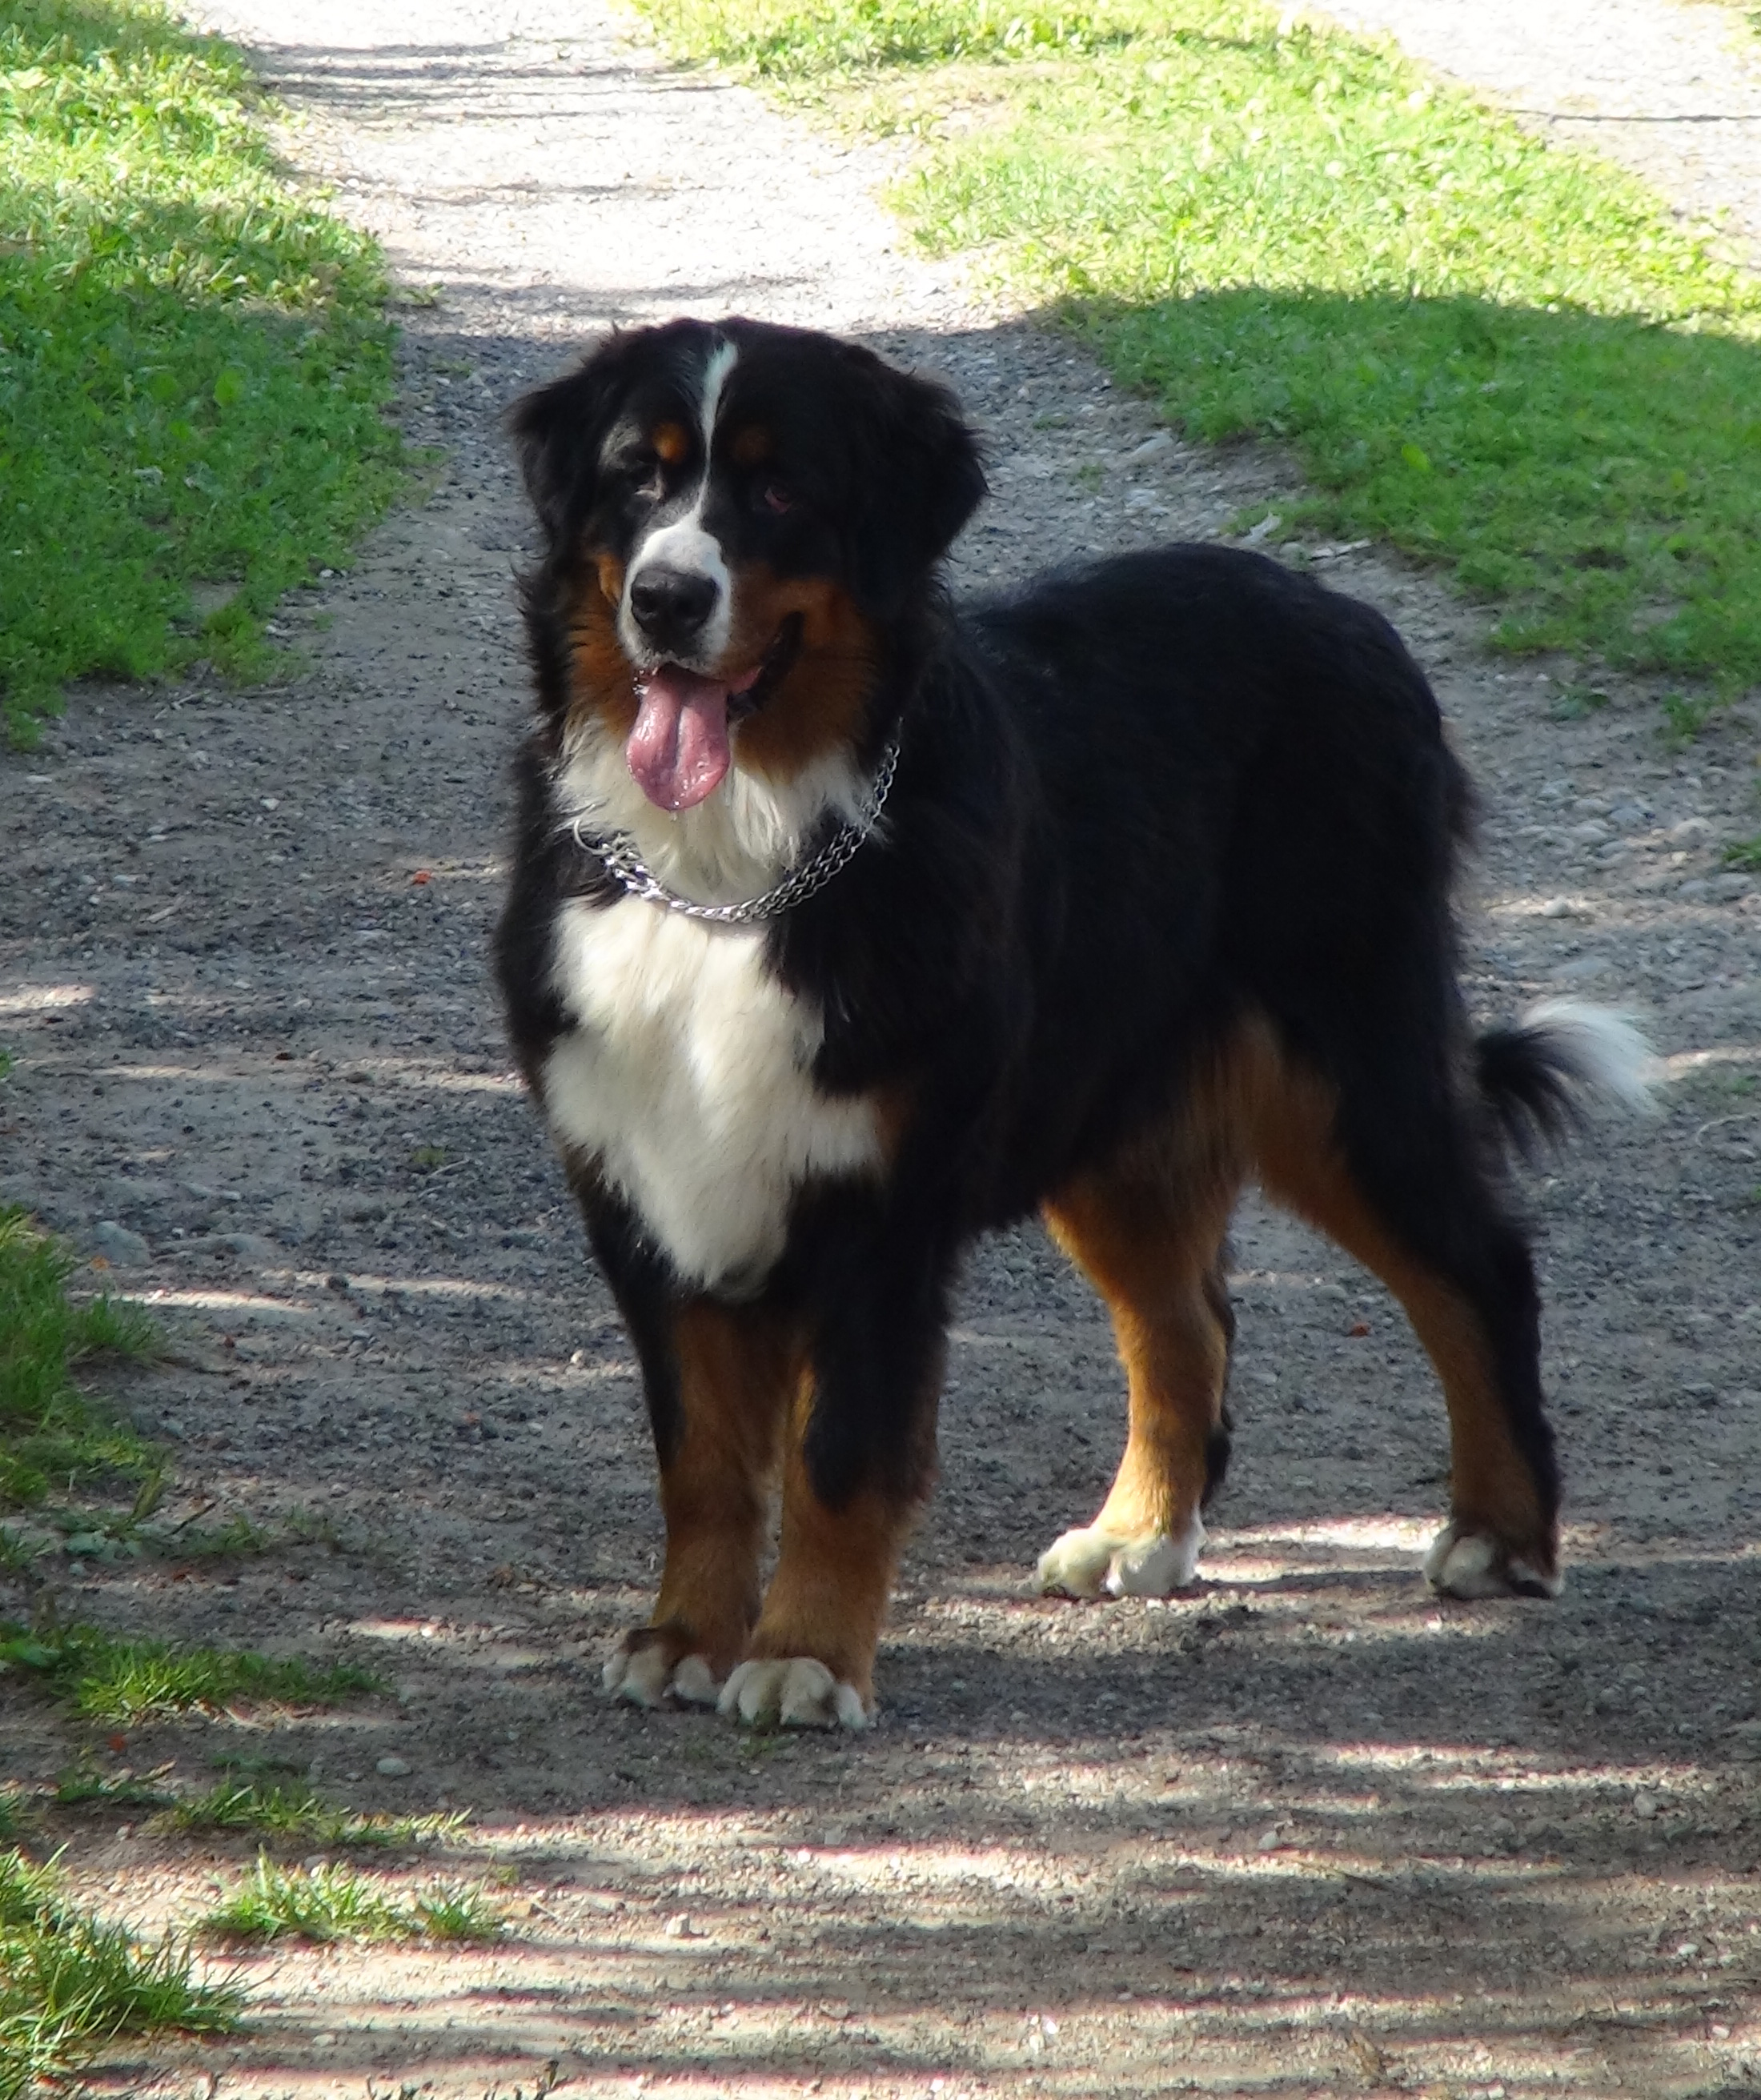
[512,318,984,815]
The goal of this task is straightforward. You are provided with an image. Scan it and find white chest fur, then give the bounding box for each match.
[541,895,883,1290]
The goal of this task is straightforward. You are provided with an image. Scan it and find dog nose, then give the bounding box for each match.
[628,565,719,647]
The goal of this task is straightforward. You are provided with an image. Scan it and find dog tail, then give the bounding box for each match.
[1474,998,1659,1158]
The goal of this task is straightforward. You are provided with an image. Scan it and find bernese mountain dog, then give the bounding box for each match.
[495,316,1649,1731]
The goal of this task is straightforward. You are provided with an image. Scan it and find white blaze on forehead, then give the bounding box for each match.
[696,335,739,448]
[618,337,740,670]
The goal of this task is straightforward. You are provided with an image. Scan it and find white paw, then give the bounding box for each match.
[602,1642,723,1708]
[716,1657,869,1730]
[1037,1515,1203,1599]
[1424,1523,1561,1600]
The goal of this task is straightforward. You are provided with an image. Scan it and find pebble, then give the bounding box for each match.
[217,1231,280,1261]
[1633,1791,1660,1819]
[90,1220,149,1265]
[375,1754,412,1777]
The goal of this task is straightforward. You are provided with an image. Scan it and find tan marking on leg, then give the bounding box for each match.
[642,1301,800,1677]
[1045,1137,1241,1558]
[1246,1032,1548,1562]
[743,1376,925,1705]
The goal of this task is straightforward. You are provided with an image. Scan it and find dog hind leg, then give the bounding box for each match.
[1254,1053,1560,1599]
[1037,1164,1241,1599]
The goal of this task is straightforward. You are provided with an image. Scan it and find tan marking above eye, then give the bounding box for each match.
[730,424,773,467]
[652,422,689,465]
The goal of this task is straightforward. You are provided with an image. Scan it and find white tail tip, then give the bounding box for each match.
[1520,999,1660,1113]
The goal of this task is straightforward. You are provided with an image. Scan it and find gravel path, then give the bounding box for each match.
[1322,0,1761,270]
[2,3,1760,2094]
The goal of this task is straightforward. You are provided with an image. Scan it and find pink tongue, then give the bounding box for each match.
[626,666,732,811]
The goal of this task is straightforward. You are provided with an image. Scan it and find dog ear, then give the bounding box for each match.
[844,354,986,618]
[508,335,638,547]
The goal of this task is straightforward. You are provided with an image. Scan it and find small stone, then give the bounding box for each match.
[1668,817,1711,844]
[1124,431,1174,462]
[1567,819,1610,844]
[1677,878,1711,900]
[91,1220,149,1266]
[1709,872,1752,902]
[1633,1791,1659,1820]
[218,1232,279,1262]
[311,2033,338,2050]
[664,1914,704,1939]
[375,1755,411,1777]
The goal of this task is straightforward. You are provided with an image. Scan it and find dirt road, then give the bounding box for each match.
[2,2,1760,2093]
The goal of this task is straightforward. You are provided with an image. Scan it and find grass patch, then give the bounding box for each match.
[161,1777,464,1850]
[52,1764,176,1812]
[142,1512,271,1561]
[1723,834,1761,871]
[0,1618,382,1721]
[0,0,406,743]
[0,1207,158,1511]
[203,1855,503,1945]
[0,1846,244,2097]
[637,0,1761,691]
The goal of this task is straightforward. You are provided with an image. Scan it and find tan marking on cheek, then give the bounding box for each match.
[730,424,772,467]
[566,563,640,739]
[724,568,879,783]
[652,421,689,465]
[871,1080,917,1162]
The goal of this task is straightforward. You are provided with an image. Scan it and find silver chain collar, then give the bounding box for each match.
[568,732,902,926]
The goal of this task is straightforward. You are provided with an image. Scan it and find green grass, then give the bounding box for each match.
[0,1846,245,2098]
[0,1207,158,1510]
[638,0,1761,695]
[0,0,406,743]
[52,1765,176,1812]
[161,1776,464,1850]
[202,1855,504,1945]
[0,1618,383,1721]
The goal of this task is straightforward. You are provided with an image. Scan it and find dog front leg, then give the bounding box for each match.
[718,1220,950,1729]
[593,1228,800,1708]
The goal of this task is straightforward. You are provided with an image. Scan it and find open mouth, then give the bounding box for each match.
[625,615,803,813]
